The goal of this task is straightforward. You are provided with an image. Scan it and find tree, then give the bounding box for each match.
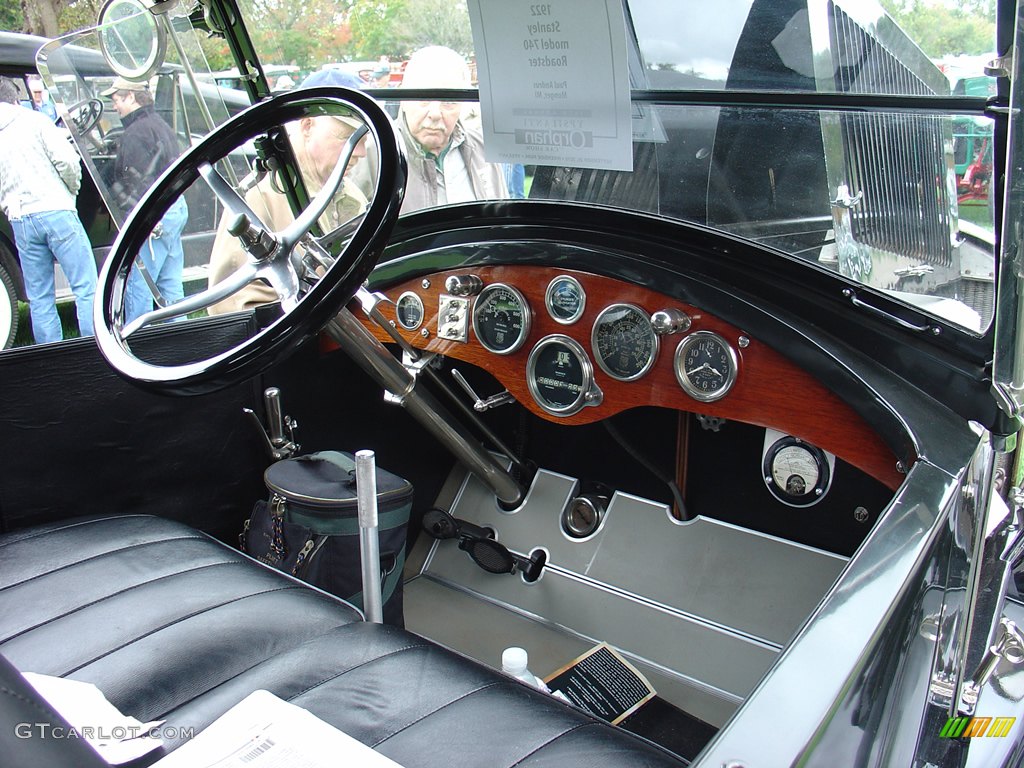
[347,0,472,60]
[880,0,995,57]
[0,0,25,31]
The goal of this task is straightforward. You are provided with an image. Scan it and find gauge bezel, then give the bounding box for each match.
[545,275,586,325]
[674,330,739,402]
[762,435,832,507]
[395,291,425,331]
[591,303,659,381]
[526,334,600,416]
[472,283,531,355]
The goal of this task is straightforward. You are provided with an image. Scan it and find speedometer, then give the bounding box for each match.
[592,304,658,381]
[472,284,530,354]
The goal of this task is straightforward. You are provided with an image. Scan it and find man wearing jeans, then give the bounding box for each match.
[102,77,187,323]
[0,78,96,344]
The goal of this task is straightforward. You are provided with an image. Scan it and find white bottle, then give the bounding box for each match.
[502,646,551,692]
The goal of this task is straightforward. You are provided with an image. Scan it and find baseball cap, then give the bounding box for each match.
[297,69,364,130]
[100,77,149,97]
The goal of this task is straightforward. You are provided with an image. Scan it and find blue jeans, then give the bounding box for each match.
[12,209,97,344]
[126,197,188,322]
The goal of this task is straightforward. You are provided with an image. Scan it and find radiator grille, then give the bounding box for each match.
[829,2,954,267]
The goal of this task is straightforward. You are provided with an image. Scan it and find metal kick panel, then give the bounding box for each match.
[404,576,740,728]
[439,468,847,648]
[425,539,776,700]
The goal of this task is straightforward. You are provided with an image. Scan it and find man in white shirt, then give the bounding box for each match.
[0,78,96,343]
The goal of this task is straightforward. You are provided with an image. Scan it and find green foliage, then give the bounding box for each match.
[880,0,995,57]
[348,0,472,60]
[0,0,25,31]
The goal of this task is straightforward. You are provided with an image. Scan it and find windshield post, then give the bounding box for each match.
[992,8,1024,419]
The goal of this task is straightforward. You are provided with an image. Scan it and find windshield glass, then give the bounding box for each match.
[42,0,997,333]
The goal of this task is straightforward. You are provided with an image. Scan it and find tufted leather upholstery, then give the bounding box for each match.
[0,515,687,767]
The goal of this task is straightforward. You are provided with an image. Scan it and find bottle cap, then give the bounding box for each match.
[502,646,528,674]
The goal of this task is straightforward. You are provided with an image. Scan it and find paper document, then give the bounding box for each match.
[23,672,165,764]
[544,642,656,724]
[467,0,634,171]
[152,689,405,768]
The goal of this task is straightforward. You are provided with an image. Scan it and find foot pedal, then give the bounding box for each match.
[422,508,545,582]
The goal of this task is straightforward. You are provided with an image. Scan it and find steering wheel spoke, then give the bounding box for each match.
[94,87,405,392]
[198,160,270,232]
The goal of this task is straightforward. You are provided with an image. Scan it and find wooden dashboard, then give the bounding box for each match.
[351,265,903,490]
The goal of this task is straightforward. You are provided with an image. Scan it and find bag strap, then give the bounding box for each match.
[297,450,356,486]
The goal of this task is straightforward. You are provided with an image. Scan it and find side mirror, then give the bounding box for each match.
[97,0,166,81]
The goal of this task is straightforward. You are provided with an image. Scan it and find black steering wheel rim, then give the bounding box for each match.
[94,87,406,395]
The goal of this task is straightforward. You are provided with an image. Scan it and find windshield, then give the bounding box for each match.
[41,0,997,333]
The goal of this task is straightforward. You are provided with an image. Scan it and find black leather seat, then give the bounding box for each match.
[0,515,687,767]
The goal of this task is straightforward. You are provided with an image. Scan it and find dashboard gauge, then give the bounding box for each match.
[395,291,424,330]
[674,331,738,402]
[472,283,531,354]
[545,275,586,324]
[762,432,833,507]
[527,335,603,416]
[592,303,658,381]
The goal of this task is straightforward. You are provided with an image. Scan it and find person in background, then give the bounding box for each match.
[26,78,58,122]
[371,63,391,89]
[0,77,96,343]
[395,46,507,212]
[101,77,188,323]
[207,69,369,315]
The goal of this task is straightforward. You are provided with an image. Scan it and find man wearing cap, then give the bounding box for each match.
[0,77,96,343]
[395,45,506,212]
[102,76,188,322]
[206,69,368,315]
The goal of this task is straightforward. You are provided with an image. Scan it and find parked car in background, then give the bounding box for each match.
[0,30,249,348]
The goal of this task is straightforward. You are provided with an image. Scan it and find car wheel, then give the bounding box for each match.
[0,258,18,349]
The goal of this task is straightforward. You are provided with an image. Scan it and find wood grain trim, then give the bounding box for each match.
[346,265,903,490]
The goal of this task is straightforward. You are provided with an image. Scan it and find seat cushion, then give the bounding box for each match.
[0,514,686,767]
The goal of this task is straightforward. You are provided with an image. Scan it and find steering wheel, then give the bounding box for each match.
[68,98,104,135]
[93,87,405,394]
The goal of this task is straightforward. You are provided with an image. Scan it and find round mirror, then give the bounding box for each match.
[97,0,166,81]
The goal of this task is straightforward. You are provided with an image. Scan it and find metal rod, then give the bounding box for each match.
[326,310,525,507]
[355,449,383,623]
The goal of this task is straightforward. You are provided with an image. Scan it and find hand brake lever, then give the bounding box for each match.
[244,386,300,461]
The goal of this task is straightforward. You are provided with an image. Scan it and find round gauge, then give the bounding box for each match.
[395,291,424,330]
[763,436,831,507]
[545,275,586,324]
[592,303,658,381]
[674,331,738,402]
[472,283,531,354]
[526,335,600,416]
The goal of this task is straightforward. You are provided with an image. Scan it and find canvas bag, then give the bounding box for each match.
[241,450,413,627]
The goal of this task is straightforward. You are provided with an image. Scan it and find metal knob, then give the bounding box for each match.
[444,274,484,296]
[651,308,691,335]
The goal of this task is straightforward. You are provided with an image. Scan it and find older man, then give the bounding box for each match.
[207,69,369,315]
[396,46,506,211]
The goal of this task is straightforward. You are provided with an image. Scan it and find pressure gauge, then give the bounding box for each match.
[395,291,424,330]
[762,430,834,507]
